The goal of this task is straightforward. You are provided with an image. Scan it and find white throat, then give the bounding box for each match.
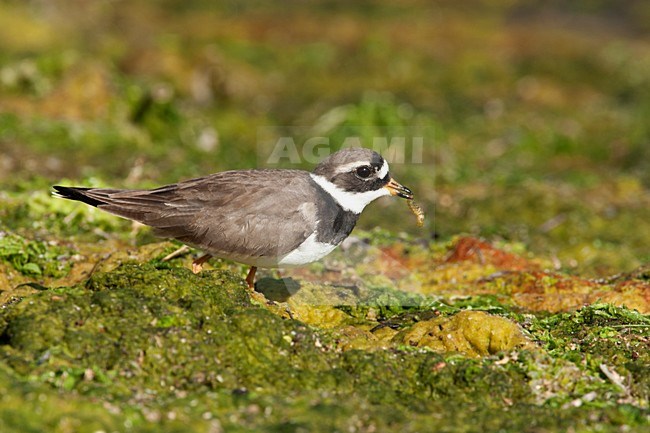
[309,173,390,214]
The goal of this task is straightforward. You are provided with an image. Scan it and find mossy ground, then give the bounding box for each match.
[0,234,648,432]
[1,1,650,432]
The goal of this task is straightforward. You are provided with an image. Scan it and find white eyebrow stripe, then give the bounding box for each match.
[334,161,368,174]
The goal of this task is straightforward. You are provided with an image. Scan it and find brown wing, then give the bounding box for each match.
[53,170,318,258]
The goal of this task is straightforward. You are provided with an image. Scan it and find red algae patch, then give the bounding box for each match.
[406,237,650,313]
[444,237,538,271]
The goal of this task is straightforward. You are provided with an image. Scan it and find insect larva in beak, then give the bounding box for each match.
[407,199,425,227]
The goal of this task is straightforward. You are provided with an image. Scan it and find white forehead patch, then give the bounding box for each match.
[377,159,389,180]
[310,173,390,214]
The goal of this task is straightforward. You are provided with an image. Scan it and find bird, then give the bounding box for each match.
[53,147,413,288]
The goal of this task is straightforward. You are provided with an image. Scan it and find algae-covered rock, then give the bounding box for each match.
[393,310,533,357]
[335,325,381,351]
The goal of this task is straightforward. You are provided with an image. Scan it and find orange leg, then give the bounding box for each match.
[245,266,257,289]
[192,254,212,274]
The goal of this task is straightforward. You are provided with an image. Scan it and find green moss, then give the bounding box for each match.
[0,264,335,397]
[336,284,456,323]
[0,231,71,277]
[2,262,648,432]
[529,304,650,404]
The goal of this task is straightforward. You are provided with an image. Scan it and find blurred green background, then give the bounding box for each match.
[1,0,649,275]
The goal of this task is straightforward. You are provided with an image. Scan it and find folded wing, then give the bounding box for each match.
[53,169,318,259]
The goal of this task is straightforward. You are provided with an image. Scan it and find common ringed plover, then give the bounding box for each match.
[53,147,413,288]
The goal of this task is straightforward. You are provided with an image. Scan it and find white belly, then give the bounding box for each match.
[277,233,338,267]
[209,232,338,268]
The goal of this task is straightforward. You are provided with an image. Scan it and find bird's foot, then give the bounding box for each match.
[192,254,212,274]
[245,266,257,289]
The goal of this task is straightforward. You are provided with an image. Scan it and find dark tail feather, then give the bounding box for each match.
[52,185,175,223]
[52,186,106,207]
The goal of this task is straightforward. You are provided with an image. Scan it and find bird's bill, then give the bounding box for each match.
[384,178,413,200]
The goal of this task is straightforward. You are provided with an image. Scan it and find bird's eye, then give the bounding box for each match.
[355,165,373,179]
